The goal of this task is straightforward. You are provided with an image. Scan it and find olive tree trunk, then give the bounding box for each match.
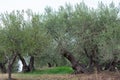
[28,56,35,71]
[7,53,17,80]
[18,54,30,72]
[60,48,88,74]
[0,62,7,73]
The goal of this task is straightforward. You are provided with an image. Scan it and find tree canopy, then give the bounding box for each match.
[0,2,120,79]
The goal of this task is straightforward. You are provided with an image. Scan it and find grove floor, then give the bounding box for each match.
[0,71,120,80]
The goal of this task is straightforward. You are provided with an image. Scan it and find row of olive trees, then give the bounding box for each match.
[0,10,51,80]
[43,2,120,73]
[0,9,68,74]
[0,1,120,79]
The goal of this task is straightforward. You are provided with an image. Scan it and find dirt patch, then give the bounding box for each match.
[0,71,120,80]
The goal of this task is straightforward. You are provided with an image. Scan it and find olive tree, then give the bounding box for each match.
[43,2,120,73]
[0,10,25,80]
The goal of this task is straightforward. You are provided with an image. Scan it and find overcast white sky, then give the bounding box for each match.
[0,0,120,13]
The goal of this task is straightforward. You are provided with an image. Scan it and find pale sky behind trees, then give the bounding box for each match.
[0,0,119,13]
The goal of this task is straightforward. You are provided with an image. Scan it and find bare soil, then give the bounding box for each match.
[0,71,120,80]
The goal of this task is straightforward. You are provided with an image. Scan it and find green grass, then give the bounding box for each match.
[26,66,74,74]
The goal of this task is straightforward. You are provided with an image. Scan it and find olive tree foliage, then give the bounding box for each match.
[37,42,70,68]
[44,4,76,51]
[0,11,25,80]
[0,10,25,62]
[43,2,120,73]
[40,5,74,67]
[0,50,7,73]
[72,2,120,71]
[0,27,8,73]
[0,10,51,79]
[22,10,51,70]
[43,4,91,73]
[96,2,120,70]
[23,10,50,56]
[0,1,119,75]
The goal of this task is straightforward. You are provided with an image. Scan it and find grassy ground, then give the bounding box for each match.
[0,66,120,80]
[28,66,74,74]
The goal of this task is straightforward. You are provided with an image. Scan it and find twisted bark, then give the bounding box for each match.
[8,53,17,80]
[28,56,35,71]
[18,54,30,72]
[61,48,88,74]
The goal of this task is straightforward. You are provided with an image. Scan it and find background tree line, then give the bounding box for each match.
[0,2,120,79]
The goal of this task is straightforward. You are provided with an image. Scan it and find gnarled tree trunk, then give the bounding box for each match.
[18,54,30,72]
[48,63,52,67]
[0,61,7,73]
[7,53,17,80]
[28,56,35,71]
[0,63,7,73]
[60,48,88,74]
[104,57,118,71]
[84,45,101,72]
